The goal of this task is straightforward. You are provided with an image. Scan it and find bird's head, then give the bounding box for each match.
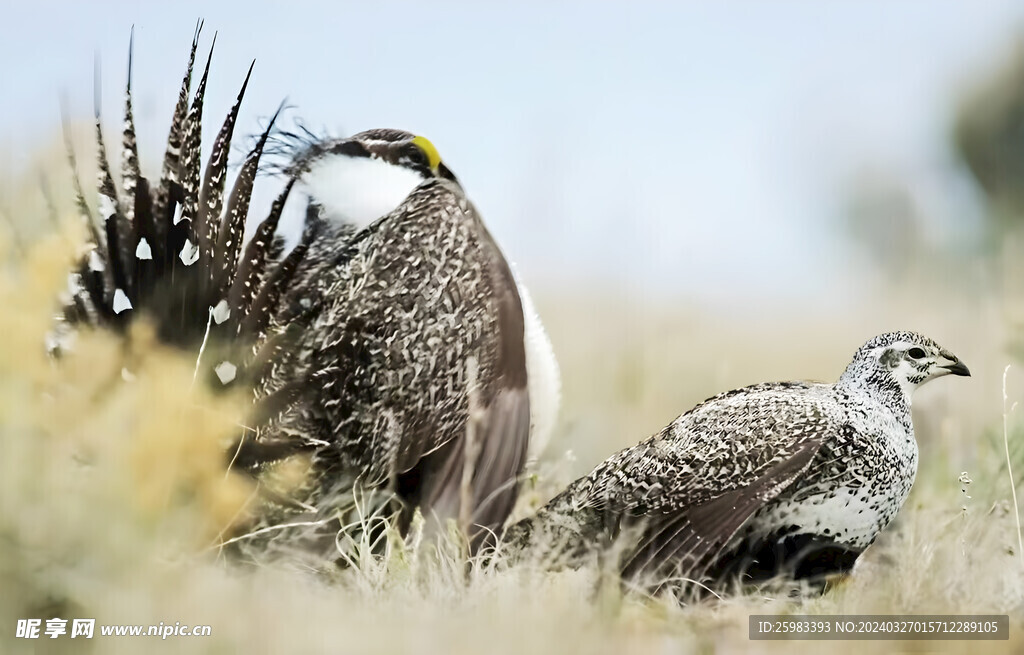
[291,128,460,230]
[839,331,970,400]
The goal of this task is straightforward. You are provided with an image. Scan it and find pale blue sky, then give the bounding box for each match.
[1,1,1021,307]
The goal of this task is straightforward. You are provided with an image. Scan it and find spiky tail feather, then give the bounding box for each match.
[53,28,307,443]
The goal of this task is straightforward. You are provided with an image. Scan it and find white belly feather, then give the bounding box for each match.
[511,269,562,462]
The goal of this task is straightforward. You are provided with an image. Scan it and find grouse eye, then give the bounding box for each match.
[405,144,430,168]
[907,347,926,359]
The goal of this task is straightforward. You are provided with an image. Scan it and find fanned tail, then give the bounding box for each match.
[53,28,309,388]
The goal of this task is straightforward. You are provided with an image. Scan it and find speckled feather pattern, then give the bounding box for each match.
[506,331,961,586]
[257,179,529,526]
[53,31,537,564]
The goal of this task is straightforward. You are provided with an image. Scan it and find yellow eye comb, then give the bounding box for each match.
[411,135,442,171]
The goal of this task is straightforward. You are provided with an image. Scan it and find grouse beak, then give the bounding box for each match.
[939,352,971,377]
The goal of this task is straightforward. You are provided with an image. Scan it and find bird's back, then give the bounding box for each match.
[504,381,840,574]
[580,381,839,514]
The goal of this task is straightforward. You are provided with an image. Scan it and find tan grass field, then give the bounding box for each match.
[2,144,1023,654]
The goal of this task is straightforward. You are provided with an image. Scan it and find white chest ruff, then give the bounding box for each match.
[301,154,425,230]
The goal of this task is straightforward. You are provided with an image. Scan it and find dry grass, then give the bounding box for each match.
[2,149,1024,654]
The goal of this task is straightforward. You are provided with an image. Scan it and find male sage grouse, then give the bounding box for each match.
[503,331,969,592]
[50,25,560,560]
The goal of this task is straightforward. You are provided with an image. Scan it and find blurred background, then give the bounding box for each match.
[2,0,1024,484]
[7,4,1024,652]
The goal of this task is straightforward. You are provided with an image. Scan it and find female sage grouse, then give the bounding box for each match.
[503,331,969,591]
[51,25,560,559]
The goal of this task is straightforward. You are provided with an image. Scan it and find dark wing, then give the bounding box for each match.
[417,206,530,547]
[581,385,831,585]
[619,440,820,586]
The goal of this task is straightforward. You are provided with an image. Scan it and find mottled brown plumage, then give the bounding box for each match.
[54,30,544,566]
[505,332,969,592]
[248,172,530,556]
